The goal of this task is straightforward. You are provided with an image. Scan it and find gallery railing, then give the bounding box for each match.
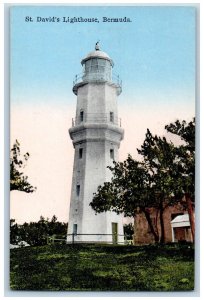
[73,73,122,95]
[73,73,122,87]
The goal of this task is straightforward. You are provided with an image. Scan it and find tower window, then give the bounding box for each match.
[79,148,83,159]
[80,111,84,122]
[110,112,114,122]
[76,185,80,196]
[73,224,77,235]
[110,149,114,160]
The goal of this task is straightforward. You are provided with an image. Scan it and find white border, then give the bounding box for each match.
[2,0,203,299]
[0,2,4,299]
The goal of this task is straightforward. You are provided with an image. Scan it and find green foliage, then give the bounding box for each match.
[10,216,68,246]
[90,118,195,243]
[136,128,186,243]
[165,118,195,152]
[10,243,194,291]
[10,219,19,244]
[90,157,154,217]
[165,118,195,200]
[123,223,134,240]
[138,129,180,201]
[10,140,36,193]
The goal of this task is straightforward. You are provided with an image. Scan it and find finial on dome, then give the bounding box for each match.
[95,41,100,51]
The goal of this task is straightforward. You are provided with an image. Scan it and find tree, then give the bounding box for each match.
[10,140,36,193]
[10,219,19,244]
[91,132,181,243]
[165,118,195,241]
[10,216,68,246]
[123,223,134,240]
[90,118,195,244]
[90,156,160,243]
[137,129,184,243]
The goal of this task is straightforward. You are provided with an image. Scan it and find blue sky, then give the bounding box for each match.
[11,5,196,107]
[10,5,196,223]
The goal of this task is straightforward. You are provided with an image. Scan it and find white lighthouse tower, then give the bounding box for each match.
[67,43,124,244]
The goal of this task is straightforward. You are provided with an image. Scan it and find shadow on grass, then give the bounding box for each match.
[10,243,194,291]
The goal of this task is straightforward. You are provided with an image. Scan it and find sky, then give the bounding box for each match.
[10,5,196,224]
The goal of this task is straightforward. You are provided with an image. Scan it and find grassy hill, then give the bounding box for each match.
[10,243,194,291]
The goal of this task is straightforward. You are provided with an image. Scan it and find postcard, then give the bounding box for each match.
[10,5,196,292]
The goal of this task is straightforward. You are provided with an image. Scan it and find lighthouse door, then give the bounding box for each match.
[112,223,118,244]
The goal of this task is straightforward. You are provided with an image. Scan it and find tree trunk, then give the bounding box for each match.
[159,204,165,244]
[142,208,159,243]
[185,193,195,242]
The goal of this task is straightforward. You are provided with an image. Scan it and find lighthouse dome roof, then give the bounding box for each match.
[81,50,114,66]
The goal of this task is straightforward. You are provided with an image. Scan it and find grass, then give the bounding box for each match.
[10,243,194,291]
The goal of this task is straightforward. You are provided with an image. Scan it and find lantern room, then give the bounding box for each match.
[81,49,113,82]
[73,43,122,96]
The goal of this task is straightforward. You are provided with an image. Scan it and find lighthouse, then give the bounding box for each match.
[67,43,124,243]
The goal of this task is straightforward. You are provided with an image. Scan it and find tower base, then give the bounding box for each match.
[66,234,125,245]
